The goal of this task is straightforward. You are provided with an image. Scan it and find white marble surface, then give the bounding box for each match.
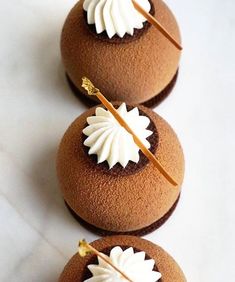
[0,0,234,281]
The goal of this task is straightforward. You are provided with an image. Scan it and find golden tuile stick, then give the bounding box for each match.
[78,239,133,282]
[82,77,178,186]
[131,0,182,51]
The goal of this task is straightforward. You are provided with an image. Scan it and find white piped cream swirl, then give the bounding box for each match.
[83,246,161,282]
[82,103,153,169]
[83,0,151,38]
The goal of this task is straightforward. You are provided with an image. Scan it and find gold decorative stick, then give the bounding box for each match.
[78,240,133,282]
[82,77,178,186]
[132,0,182,51]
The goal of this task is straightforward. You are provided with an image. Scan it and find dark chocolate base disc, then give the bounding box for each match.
[66,69,179,108]
[64,194,180,236]
[143,70,179,108]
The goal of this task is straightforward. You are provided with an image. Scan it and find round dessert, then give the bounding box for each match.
[57,102,184,235]
[61,0,181,106]
[59,235,186,282]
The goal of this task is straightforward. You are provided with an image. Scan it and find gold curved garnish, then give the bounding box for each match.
[78,239,133,282]
[131,0,182,50]
[82,77,100,96]
[81,77,178,187]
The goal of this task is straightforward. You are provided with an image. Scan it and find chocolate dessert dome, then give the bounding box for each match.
[61,0,182,106]
[56,102,184,235]
[59,235,186,282]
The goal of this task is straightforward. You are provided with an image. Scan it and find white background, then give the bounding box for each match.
[0,0,234,281]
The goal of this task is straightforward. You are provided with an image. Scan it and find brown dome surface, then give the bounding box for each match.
[61,0,181,105]
[56,104,184,234]
[59,236,186,282]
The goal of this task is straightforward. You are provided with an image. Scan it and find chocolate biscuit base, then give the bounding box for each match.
[66,69,178,108]
[65,194,180,236]
[57,103,185,233]
[59,236,186,282]
[61,0,181,104]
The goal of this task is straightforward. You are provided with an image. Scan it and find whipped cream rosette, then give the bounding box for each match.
[83,103,153,168]
[83,0,151,38]
[84,246,161,282]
